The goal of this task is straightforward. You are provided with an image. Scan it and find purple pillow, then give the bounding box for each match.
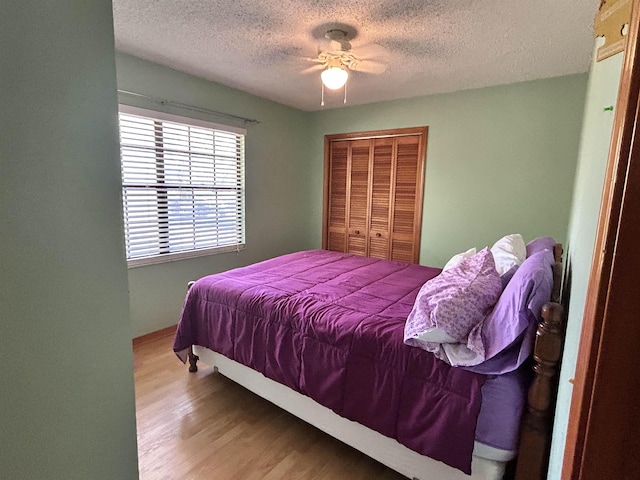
[465,249,555,374]
[501,264,519,289]
[404,248,503,354]
[525,237,556,258]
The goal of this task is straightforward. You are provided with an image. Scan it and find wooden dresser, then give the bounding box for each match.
[322,127,428,263]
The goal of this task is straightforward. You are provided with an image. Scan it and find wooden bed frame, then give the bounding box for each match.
[185,245,565,480]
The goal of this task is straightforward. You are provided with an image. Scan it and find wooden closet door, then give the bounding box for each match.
[326,141,349,252]
[346,139,371,256]
[390,135,423,262]
[368,138,394,259]
[323,127,427,264]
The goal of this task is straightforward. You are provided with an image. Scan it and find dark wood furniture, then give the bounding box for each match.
[514,244,566,479]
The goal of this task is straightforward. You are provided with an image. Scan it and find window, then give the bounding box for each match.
[118,105,245,267]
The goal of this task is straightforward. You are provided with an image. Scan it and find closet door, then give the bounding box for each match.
[326,141,349,252]
[323,127,427,264]
[346,140,371,256]
[390,135,423,262]
[368,138,394,259]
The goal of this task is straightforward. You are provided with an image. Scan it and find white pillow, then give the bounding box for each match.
[412,327,457,344]
[442,247,476,271]
[490,234,526,276]
[440,342,484,366]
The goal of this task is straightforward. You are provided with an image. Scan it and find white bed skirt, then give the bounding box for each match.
[192,345,506,480]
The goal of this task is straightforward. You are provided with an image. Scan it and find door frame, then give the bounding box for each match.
[563,0,640,477]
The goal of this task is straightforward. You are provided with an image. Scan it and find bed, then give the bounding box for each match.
[173,238,564,480]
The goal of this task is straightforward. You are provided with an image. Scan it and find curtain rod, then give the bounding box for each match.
[117,89,260,125]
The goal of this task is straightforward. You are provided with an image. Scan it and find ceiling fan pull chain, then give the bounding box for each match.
[343,80,347,104]
[321,82,325,107]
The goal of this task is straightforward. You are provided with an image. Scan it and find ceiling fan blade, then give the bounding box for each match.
[301,64,324,75]
[351,42,388,60]
[299,56,324,64]
[350,59,388,75]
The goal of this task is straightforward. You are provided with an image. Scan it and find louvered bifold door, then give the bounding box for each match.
[323,127,427,263]
[326,141,349,252]
[390,135,422,262]
[346,139,371,256]
[368,138,394,259]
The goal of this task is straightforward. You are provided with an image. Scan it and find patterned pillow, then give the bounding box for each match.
[442,247,477,272]
[404,248,503,354]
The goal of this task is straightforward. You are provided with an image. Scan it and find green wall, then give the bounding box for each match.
[117,57,588,337]
[115,54,315,337]
[547,48,624,479]
[309,75,588,267]
[1,2,138,479]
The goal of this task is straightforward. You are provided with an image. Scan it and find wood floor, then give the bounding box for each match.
[133,331,407,479]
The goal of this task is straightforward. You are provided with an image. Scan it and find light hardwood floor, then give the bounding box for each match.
[133,331,407,479]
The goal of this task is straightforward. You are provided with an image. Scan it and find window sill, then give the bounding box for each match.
[126,244,245,268]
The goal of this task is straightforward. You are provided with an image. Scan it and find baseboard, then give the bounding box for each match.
[132,324,177,347]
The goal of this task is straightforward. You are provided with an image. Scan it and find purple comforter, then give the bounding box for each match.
[174,250,486,473]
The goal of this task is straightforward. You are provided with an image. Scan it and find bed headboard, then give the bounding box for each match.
[514,244,566,480]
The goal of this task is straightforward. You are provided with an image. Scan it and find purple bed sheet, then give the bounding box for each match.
[174,250,495,473]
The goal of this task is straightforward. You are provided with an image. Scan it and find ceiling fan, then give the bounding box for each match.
[301,29,388,106]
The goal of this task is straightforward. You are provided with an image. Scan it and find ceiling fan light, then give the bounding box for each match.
[321,66,348,89]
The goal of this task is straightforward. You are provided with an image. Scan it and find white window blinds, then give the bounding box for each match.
[118,106,245,266]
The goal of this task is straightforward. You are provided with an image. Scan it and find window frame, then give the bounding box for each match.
[118,104,246,268]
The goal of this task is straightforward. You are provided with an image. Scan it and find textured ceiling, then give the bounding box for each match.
[112,0,600,112]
